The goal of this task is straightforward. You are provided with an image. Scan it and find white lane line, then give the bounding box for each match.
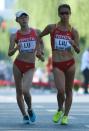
[46,109,56,112]
[0,96,16,103]
[85,125,89,128]
[71,113,89,115]
[34,105,44,108]
[46,109,89,116]
[0,128,47,130]
[69,116,76,119]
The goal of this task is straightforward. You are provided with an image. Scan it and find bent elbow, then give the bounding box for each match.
[8,52,12,57]
[76,49,80,54]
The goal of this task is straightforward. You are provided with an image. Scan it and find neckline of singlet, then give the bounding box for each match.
[54,22,72,32]
[17,28,32,35]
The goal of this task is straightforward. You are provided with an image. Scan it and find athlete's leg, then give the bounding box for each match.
[52,68,65,123]
[64,64,75,116]
[82,68,89,93]
[22,68,36,122]
[53,68,65,111]
[22,68,35,110]
[13,64,27,116]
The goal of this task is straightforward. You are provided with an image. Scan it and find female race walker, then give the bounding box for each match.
[39,4,80,125]
[8,11,44,124]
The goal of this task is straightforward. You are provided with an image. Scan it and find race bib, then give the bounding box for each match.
[19,40,36,52]
[54,38,71,51]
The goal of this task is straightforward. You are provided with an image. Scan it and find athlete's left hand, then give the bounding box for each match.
[69,39,80,53]
[69,39,75,47]
[36,51,45,62]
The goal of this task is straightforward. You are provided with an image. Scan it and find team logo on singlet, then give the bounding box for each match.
[54,34,72,51]
[18,37,36,52]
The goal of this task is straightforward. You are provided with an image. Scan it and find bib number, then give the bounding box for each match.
[54,38,71,51]
[19,40,36,52]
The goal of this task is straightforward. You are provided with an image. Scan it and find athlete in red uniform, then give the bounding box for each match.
[8,11,44,124]
[40,4,80,125]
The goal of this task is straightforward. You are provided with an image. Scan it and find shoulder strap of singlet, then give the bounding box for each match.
[30,28,37,35]
[68,24,73,32]
[71,27,75,39]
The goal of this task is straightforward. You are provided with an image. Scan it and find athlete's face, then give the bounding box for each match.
[17,15,29,27]
[58,7,71,22]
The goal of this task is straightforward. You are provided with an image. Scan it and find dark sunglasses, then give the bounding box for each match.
[60,12,70,15]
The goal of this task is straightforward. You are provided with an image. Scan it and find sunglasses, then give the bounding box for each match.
[60,12,70,15]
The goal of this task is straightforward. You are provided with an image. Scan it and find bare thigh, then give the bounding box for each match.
[53,68,65,91]
[13,64,22,93]
[65,64,75,91]
[22,68,35,92]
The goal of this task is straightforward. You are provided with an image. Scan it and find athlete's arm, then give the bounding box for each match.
[8,33,18,56]
[36,30,45,62]
[36,41,45,62]
[39,25,52,38]
[70,28,80,54]
[36,29,44,55]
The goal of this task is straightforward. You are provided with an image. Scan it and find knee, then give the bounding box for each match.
[66,89,72,97]
[16,93,23,101]
[58,88,65,96]
[23,88,30,96]
[16,88,23,96]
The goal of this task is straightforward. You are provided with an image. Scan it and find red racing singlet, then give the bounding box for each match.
[50,26,73,51]
[16,28,37,53]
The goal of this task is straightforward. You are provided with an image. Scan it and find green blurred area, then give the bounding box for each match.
[0,0,89,80]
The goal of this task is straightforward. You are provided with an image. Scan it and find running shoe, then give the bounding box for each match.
[61,115,68,125]
[53,110,63,123]
[28,109,36,122]
[23,115,29,124]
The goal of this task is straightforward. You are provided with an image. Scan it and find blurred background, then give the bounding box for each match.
[0,0,89,94]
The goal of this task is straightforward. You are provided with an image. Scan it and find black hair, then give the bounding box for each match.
[58,4,71,14]
[20,13,28,17]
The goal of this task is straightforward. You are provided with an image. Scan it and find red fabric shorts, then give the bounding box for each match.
[52,59,75,72]
[14,59,35,74]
